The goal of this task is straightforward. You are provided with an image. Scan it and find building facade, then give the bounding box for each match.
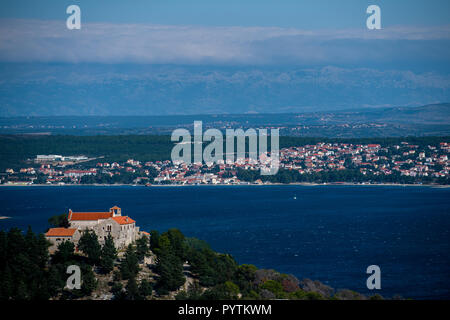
[45,206,142,252]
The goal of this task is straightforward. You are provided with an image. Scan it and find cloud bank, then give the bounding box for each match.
[0,19,449,67]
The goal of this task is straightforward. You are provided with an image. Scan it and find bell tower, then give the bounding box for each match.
[110,206,121,217]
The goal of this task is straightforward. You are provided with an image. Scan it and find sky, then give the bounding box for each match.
[0,1,449,116]
[1,0,450,28]
[1,0,449,67]
[0,1,449,68]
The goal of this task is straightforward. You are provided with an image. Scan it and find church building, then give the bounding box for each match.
[45,206,142,251]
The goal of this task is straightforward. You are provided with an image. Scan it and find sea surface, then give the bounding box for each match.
[1,185,449,299]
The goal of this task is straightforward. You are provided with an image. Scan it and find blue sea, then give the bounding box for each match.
[1,185,449,299]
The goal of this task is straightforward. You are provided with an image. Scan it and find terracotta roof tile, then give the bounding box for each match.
[69,212,113,221]
[46,228,77,237]
[112,216,135,225]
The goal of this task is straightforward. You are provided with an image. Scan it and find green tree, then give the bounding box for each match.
[203,281,240,300]
[0,264,14,299]
[100,234,117,274]
[166,228,187,260]
[136,236,149,262]
[80,265,97,296]
[52,240,75,264]
[139,279,153,299]
[48,214,70,228]
[260,280,286,299]
[149,230,160,252]
[175,281,204,300]
[155,251,185,295]
[111,282,125,300]
[78,230,101,264]
[15,279,29,300]
[234,264,257,295]
[125,276,142,300]
[120,245,140,280]
[35,234,50,268]
[47,265,64,297]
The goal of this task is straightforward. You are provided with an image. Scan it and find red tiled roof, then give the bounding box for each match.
[46,228,77,237]
[69,212,113,221]
[112,216,135,225]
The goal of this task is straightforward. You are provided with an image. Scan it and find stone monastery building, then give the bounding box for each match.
[45,206,144,251]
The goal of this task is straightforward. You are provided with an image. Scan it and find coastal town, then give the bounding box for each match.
[1,141,449,186]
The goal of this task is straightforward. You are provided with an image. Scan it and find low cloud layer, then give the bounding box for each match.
[1,19,449,116]
[0,19,449,67]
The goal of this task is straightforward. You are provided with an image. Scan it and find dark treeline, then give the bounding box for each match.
[0,135,173,171]
[0,227,111,300]
[149,229,381,300]
[1,134,449,171]
[0,227,52,300]
[279,136,450,149]
[79,168,158,185]
[0,225,382,300]
[149,228,320,300]
[237,168,450,185]
[0,224,152,300]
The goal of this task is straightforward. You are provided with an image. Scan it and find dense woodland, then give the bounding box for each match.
[0,135,173,171]
[1,134,448,170]
[0,223,382,300]
[237,168,450,185]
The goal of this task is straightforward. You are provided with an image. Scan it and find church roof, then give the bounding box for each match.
[46,228,77,237]
[69,211,113,221]
[112,216,135,225]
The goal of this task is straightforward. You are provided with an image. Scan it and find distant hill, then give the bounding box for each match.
[0,103,449,137]
[1,64,449,117]
[321,103,450,125]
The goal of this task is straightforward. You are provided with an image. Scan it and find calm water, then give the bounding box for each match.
[1,185,449,299]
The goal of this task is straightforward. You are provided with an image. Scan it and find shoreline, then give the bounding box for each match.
[1,182,449,188]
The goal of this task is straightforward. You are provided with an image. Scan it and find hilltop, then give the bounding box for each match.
[0,226,386,301]
[0,103,449,137]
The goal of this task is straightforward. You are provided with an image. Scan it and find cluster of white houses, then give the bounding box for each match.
[45,206,148,251]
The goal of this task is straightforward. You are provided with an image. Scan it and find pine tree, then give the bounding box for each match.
[120,244,140,280]
[81,265,97,296]
[47,265,64,297]
[7,228,26,264]
[139,279,153,299]
[48,214,70,228]
[15,279,29,300]
[53,240,75,264]
[166,228,187,260]
[0,264,14,299]
[78,230,101,264]
[136,236,149,262]
[100,234,117,274]
[111,282,125,300]
[25,226,36,257]
[0,231,6,270]
[149,230,160,252]
[155,252,185,295]
[36,233,50,268]
[125,275,142,300]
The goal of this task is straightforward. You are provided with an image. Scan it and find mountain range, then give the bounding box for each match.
[1,103,449,137]
[1,64,449,117]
